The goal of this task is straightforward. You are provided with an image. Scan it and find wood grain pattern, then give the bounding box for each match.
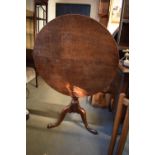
[33,14,119,97]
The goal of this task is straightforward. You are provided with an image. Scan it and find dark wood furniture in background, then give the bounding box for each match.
[26,0,49,87]
[108,93,129,155]
[26,9,38,87]
[117,0,129,50]
[116,0,129,61]
[33,14,119,135]
[34,0,48,36]
[26,49,38,87]
[118,61,129,96]
[105,62,128,113]
[110,0,129,113]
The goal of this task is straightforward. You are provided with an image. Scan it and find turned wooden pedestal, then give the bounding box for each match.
[47,95,98,135]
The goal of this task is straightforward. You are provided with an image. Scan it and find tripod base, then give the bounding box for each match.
[47,96,98,135]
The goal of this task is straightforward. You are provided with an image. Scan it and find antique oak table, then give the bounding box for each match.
[33,14,119,135]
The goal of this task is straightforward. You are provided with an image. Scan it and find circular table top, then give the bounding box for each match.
[33,14,119,97]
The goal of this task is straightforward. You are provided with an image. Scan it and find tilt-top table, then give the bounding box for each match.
[33,14,119,135]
